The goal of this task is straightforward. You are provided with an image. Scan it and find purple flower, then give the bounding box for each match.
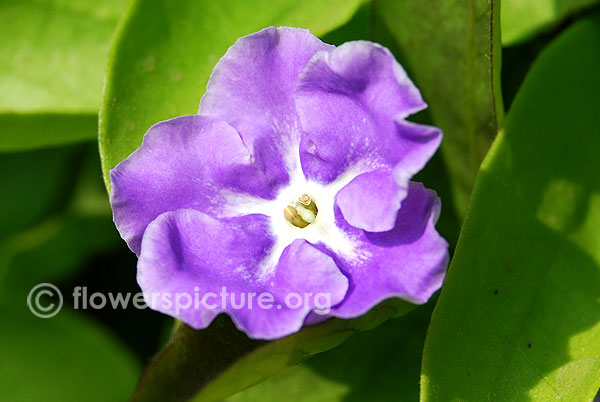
[110,27,448,339]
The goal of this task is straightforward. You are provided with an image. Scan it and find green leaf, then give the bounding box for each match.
[99,0,366,188]
[0,0,126,150]
[375,0,503,218]
[421,14,600,401]
[0,299,140,402]
[227,304,434,402]
[0,147,79,241]
[131,300,413,402]
[0,0,125,112]
[0,144,120,291]
[0,113,97,152]
[502,0,599,46]
[0,215,122,292]
[67,144,116,217]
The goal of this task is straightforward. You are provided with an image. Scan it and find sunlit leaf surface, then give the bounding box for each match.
[421,14,600,401]
[0,300,139,402]
[502,0,599,45]
[0,0,126,150]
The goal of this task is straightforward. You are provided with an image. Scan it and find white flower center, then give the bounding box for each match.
[218,136,369,278]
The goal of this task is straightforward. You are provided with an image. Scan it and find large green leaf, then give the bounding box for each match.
[0,0,125,150]
[227,304,434,402]
[99,0,366,187]
[421,14,600,401]
[375,0,503,218]
[0,299,139,402]
[502,0,599,46]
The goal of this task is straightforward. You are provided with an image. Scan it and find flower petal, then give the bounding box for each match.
[242,240,348,338]
[327,182,448,318]
[295,41,442,230]
[110,115,277,254]
[137,209,348,339]
[335,168,406,232]
[199,26,332,182]
[272,239,348,309]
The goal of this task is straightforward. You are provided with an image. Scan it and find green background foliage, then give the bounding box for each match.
[501,0,600,45]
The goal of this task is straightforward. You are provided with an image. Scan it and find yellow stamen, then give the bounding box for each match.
[283,195,318,228]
